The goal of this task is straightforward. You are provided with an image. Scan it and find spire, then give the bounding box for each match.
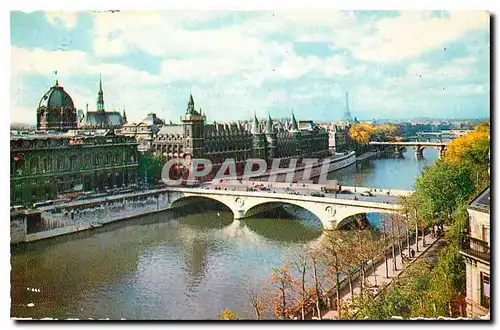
[53,70,59,86]
[187,92,195,114]
[265,112,274,134]
[251,111,260,134]
[122,107,127,124]
[290,110,298,131]
[97,74,105,112]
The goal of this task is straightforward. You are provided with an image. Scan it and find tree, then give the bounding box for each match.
[270,265,294,319]
[348,123,375,146]
[218,308,239,320]
[424,246,465,317]
[244,280,268,320]
[321,230,350,317]
[372,124,399,142]
[138,151,167,186]
[444,122,490,194]
[286,248,310,320]
[415,160,474,223]
[310,250,323,320]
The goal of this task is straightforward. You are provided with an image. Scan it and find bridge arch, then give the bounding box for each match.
[170,195,236,217]
[334,207,401,230]
[244,201,324,227]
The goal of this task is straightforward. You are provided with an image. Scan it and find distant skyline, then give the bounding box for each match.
[10,11,490,124]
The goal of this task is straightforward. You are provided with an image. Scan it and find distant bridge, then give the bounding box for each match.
[166,187,408,230]
[369,141,449,158]
[415,130,470,142]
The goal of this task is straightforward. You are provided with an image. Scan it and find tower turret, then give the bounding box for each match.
[251,112,267,159]
[181,92,206,158]
[265,112,277,161]
[97,75,105,112]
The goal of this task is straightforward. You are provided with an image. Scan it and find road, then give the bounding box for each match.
[201,180,401,205]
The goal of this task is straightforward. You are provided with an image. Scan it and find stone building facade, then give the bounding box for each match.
[11,79,139,206]
[460,187,490,317]
[151,94,330,176]
[115,113,165,152]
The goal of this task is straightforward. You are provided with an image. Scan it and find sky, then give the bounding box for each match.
[10,10,490,125]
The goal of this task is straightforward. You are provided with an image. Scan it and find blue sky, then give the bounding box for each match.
[10,10,490,124]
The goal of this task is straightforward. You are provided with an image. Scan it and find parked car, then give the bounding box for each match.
[288,191,300,195]
[311,192,325,197]
[361,191,374,197]
[340,189,352,194]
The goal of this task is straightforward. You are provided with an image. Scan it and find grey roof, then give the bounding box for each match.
[468,186,490,213]
[141,113,165,126]
[38,81,75,110]
[157,125,183,135]
[83,111,123,127]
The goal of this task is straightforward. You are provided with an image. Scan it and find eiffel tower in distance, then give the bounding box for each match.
[343,92,353,123]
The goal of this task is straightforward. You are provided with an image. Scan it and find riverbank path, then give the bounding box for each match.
[322,231,444,319]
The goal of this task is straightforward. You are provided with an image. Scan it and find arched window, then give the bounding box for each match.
[69,155,78,169]
[57,156,65,171]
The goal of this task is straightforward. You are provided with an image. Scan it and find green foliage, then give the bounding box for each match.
[138,151,166,185]
[448,204,469,246]
[423,245,465,317]
[415,160,474,222]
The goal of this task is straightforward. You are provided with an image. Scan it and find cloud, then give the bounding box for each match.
[339,11,490,62]
[45,12,78,29]
[10,11,491,124]
[453,56,478,64]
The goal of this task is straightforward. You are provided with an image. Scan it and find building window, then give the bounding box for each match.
[480,273,490,309]
[482,226,490,245]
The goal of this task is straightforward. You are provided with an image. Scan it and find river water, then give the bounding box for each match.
[11,147,438,319]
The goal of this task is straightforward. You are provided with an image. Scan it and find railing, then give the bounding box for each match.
[461,235,490,263]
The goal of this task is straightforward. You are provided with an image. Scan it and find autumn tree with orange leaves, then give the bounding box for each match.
[443,122,490,192]
[348,123,375,145]
[270,265,294,320]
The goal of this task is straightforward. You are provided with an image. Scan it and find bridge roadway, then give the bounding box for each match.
[167,184,408,230]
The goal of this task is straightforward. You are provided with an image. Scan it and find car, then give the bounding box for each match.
[288,191,300,195]
[361,191,374,197]
[340,189,352,194]
[311,192,325,197]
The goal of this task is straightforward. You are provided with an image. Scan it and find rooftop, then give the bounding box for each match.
[468,186,490,214]
[10,129,113,140]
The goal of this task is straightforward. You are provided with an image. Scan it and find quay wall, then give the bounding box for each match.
[11,189,175,244]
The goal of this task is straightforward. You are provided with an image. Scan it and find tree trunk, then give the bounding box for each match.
[336,269,341,318]
[360,262,366,294]
[312,258,322,320]
[372,259,378,287]
[281,284,286,319]
[422,225,426,246]
[348,273,353,298]
[397,221,403,260]
[391,221,397,271]
[301,266,306,320]
[382,224,389,278]
[415,214,419,253]
[406,216,411,260]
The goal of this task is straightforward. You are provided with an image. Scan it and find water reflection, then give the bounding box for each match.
[328,147,438,189]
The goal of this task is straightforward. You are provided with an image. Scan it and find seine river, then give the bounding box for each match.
[11,147,438,319]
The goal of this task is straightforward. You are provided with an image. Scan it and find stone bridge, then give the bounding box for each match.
[369,141,449,159]
[166,187,403,230]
